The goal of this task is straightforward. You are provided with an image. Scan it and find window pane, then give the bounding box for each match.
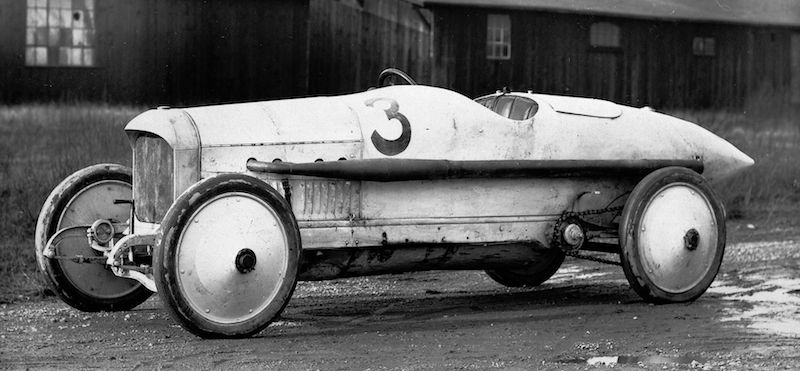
[48,8,62,27]
[35,47,48,65]
[28,8,47,27]
[25,47,36,65]
[705,38,715,56]
[34,27,48,45]
[26,27,35,45]
[72,10,85,29]
[59,46,70,65]
[83,48,94,66]
[61,9,73,28]
[53,0,70,9]
[70,47,82,66]
[590,22,620,47]
[693,37,702,54]
[73,29,85,46]
[48,27,61,46]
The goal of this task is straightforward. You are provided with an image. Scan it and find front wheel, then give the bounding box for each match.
[155,174,301,338]
[619,167,725,303]
[34,164,152,311]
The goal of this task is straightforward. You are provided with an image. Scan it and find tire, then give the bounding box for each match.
[619,167,725,303]
[154,174,301,338]
[34,164,152,311]
[485,249,565,287]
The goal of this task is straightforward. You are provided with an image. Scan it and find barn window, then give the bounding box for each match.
[487,14,511,60]
[693,37,716,57]
[589,22,620,48]
[25,0,96,67]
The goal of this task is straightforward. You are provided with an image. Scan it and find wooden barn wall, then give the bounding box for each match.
[0,0,308,105]
[308,0,432,95]
[432,7,800,109]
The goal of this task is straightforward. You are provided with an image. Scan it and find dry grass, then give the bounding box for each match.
[0,103,797,303]
[668,109,800,219]
[0,104,141,302]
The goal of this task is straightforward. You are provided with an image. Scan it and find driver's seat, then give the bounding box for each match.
[475,94,538,120]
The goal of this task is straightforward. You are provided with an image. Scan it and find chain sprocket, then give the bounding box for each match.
[552,206,624,266]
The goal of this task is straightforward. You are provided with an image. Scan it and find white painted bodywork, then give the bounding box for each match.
[125,85,753,250]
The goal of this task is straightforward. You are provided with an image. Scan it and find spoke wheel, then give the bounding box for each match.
[485,249,565,287]
[35,164,152,311]
[155,174,300,338]
[619,167,725,303]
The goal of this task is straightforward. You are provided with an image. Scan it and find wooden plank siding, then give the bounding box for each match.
[308,0,433,95]
[431,6,800,109]
[0,0,309,105]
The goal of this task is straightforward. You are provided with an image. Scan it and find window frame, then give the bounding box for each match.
[486,14,511,60]
[692,36,716,57]
[25,0,98,68]
[589,22,621,51]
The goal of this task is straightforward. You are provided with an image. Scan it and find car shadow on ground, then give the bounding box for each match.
[259,279,648,339]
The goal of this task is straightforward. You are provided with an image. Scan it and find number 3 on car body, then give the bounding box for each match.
[365,97,412,156]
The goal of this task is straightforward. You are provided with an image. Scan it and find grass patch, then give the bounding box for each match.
[667,109,800,219]
[0,103,797,303]
[0,104,142,302]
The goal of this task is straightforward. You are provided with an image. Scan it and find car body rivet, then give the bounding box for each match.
[180,270,185,274]
[249,309,253,313]
[205,309,210,313]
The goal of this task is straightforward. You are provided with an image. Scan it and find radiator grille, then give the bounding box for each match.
[133,134,174,223]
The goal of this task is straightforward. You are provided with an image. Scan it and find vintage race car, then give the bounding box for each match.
[36,69,753,338]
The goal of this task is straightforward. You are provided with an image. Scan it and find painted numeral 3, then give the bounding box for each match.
[365,97,411,156]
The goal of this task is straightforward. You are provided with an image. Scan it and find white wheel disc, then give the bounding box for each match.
[176,192,290,324]
[56,180,141,298]
[637,182,718,294]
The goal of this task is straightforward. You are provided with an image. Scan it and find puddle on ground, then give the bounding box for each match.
[709,272,800,336]
[549,265,614,283]
[561,354,704,366]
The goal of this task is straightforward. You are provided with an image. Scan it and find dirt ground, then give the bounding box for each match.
[2,218,799,371]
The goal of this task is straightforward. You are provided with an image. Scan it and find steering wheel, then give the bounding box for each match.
[377,68,417,87]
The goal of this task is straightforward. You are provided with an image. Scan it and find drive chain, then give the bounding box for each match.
[552,206,624,266]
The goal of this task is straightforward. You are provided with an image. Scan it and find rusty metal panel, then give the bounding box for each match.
[295,177,635,249]
[200,142,362,175]
[299,216,553,249]
[183,97,362,147]
[360,178,633,220]
[294,180,361,221]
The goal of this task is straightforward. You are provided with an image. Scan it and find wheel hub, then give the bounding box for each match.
[235,248,257,274]
[683,228,700,251]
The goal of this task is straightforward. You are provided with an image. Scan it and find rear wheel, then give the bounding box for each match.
[34,164,152,311]
[485,249,565,287]
[619,167,725,303]
[155,174,301,338]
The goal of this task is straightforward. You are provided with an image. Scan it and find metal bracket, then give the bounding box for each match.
[43,226,92,259]
[106,233,158,292]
